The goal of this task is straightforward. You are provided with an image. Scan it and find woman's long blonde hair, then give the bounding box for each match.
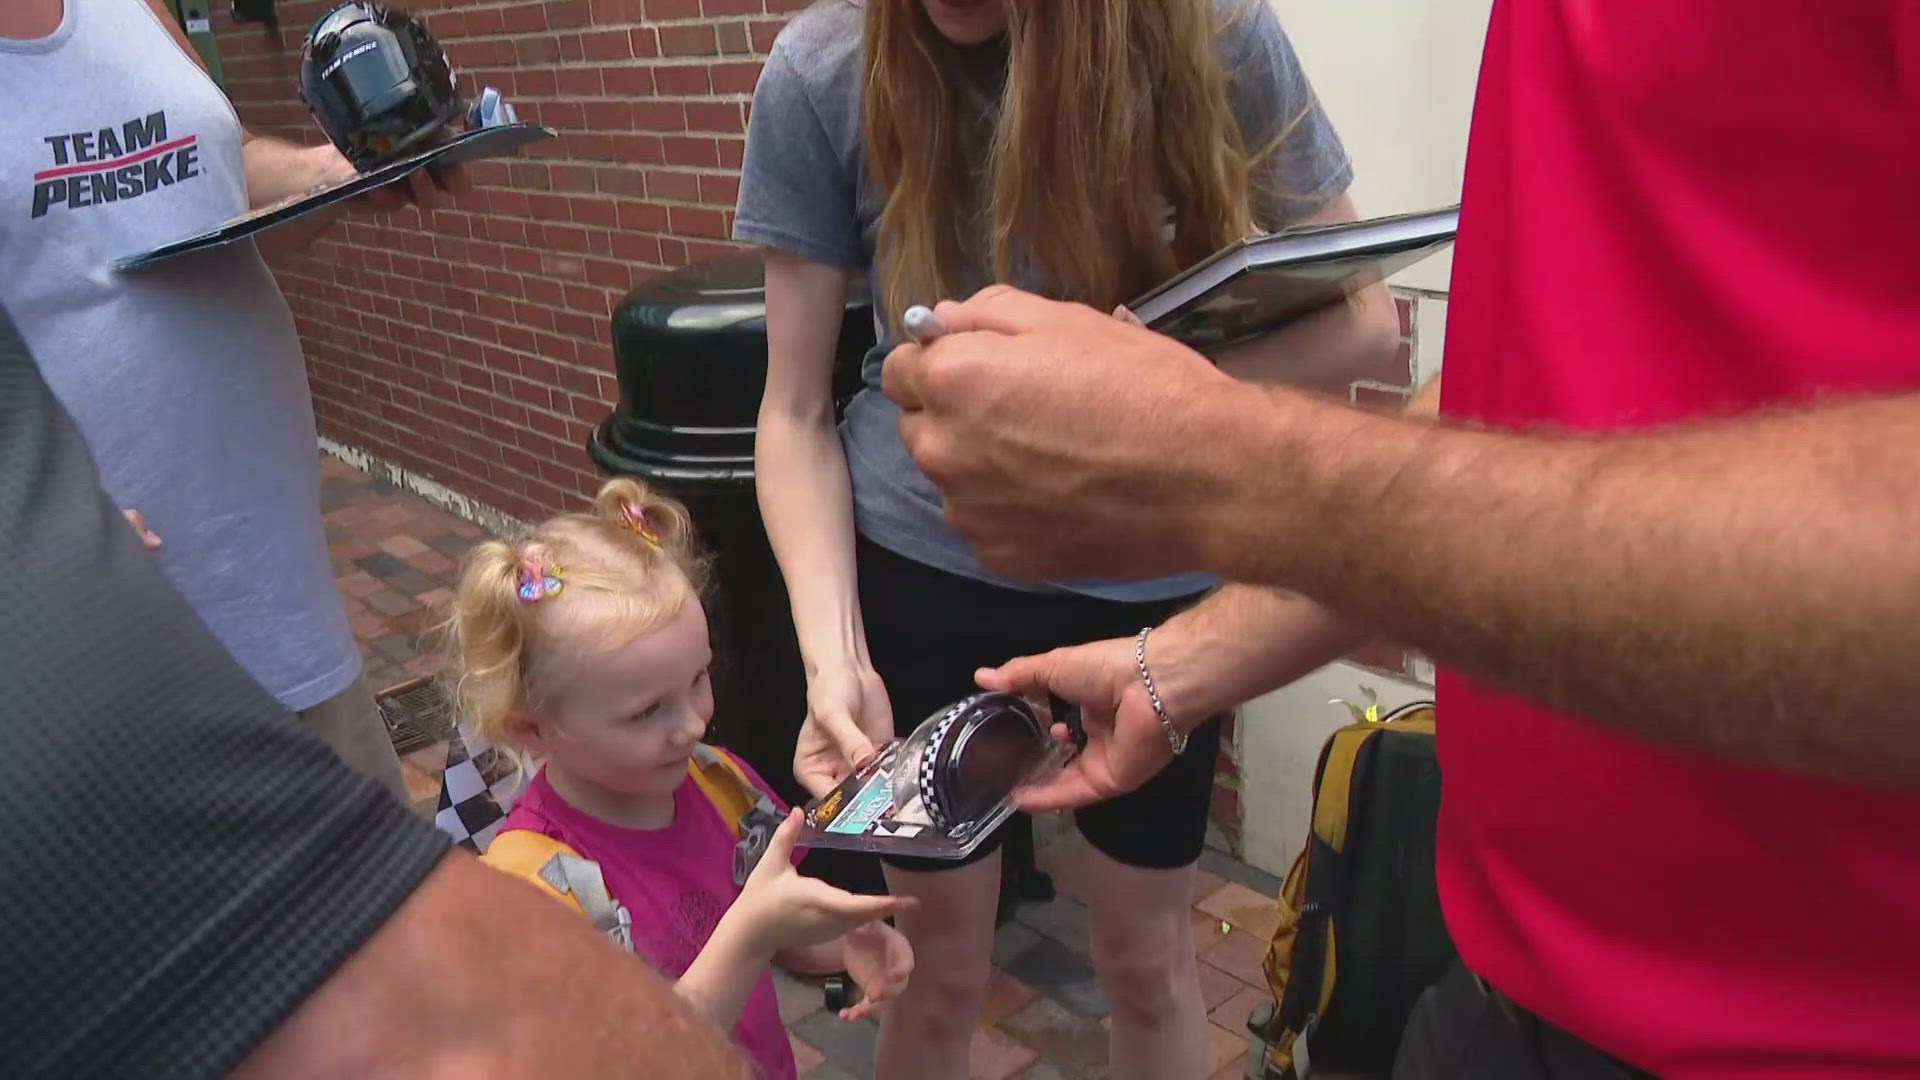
[864,0,1279,327]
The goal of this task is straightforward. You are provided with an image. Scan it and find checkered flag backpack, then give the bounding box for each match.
[432,724,525,853]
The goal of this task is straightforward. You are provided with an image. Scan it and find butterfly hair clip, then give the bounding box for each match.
[517,551,563,602]
[620,501,662,546]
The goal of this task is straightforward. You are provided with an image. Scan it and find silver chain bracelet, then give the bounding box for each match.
[1134,626,1189,756]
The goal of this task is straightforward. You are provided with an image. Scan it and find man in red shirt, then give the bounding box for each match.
[880,2,1920,1077]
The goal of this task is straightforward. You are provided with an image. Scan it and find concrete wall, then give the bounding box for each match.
[1230,0,1491,877]
[1272,0,1493,293]
[1237,664,1434,875]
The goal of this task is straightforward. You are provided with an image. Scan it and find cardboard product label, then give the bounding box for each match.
[799,705,1071,862]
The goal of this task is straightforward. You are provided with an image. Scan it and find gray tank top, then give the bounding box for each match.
[0,0,360,710]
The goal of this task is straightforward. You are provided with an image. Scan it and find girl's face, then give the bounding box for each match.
[921,0,1007,45]
[523,594,715,800]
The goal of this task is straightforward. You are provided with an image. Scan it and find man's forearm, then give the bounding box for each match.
[1149,583,1367,727]
[235,853,752,1078]
[242,135,340,208]
[1202,387,1920,786]
[1150,379,1441,726]
[240,136,352,258]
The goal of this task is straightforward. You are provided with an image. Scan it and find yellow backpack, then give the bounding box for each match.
[479,744,785,952]
[1255,702,1455,1078]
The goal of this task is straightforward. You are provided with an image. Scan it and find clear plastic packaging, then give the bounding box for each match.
[801,691,1076,860]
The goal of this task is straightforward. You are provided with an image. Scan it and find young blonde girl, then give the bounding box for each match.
[447,477,913,1079]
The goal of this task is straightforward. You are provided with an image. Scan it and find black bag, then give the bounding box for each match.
[1259,702,1457,1078]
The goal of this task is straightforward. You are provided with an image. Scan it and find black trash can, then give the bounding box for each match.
[587,252,884,895]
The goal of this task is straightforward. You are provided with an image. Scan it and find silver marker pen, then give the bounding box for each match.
[903,304,951,344]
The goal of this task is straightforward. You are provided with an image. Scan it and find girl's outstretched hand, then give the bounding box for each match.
[734,810,916,953]
[838,920,914,1021]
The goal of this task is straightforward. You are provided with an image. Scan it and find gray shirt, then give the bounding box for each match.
[735,0,1352,601]
[0,0,359,709]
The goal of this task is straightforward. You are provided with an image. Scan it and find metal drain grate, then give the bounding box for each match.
[376,676,453,756]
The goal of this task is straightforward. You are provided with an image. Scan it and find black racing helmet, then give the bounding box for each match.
[300,2,464,171]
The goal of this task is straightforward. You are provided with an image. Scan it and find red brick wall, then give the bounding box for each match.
[213,0,805,524]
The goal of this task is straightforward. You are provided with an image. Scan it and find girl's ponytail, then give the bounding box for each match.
[592,476,708,592]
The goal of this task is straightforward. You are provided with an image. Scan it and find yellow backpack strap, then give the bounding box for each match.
[687,744,786,887]
[1379,701,1437,733]
[1269,721,1386,1064]
[1308,722,1385,854]
[1266,702,1438,1071]
[479,829,584,912]
[687,744,756,834]
[479,829,632,952]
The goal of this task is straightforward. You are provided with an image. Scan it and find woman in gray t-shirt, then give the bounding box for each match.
[735,2,1398,1075]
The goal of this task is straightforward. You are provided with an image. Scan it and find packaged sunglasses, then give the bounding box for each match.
[801,691,1080,860]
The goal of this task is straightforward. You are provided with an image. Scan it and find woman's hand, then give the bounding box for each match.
[794,662,895,798]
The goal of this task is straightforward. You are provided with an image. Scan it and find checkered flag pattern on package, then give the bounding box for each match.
[432,725,525,853]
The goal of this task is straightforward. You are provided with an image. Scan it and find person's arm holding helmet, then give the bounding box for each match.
[138,0,470,232]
